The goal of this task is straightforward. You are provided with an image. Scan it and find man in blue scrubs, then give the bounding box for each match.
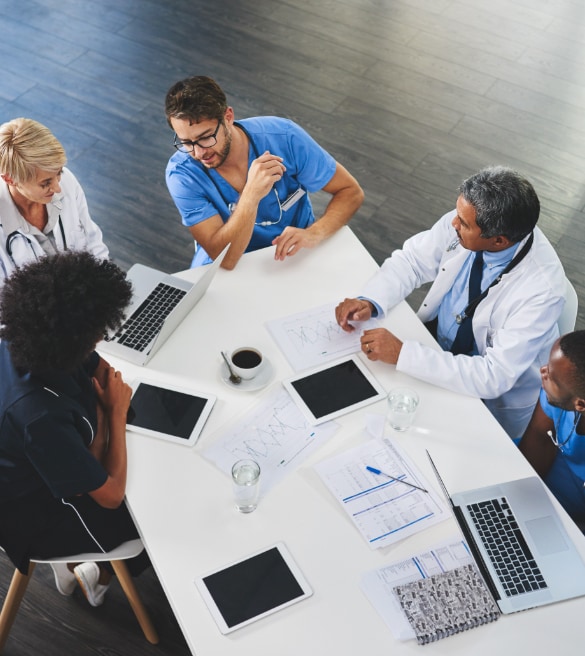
[519,331,585,532]
[164,76,364,269]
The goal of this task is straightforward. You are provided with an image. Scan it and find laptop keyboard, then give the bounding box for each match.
[467,497,548,597]
[109,282,187,352]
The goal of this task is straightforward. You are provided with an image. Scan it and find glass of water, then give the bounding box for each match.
[387,388,419,432]
[231,459,261,513]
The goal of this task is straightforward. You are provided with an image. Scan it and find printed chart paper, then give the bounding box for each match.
[315,438,446,548]
[265,301,380,371]
[203,385,338,495]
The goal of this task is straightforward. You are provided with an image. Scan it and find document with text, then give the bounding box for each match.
[314,438,447,548]
[360,538,476,640]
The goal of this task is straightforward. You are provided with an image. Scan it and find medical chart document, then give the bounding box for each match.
[203,385,338,495]
[265,301,380,371]
[360,539,476,641]
[314,438,446,548]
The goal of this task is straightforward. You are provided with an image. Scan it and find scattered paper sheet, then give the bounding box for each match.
[314,438,447,548]
[203,385,339,495]
[360,538,475,640]
[265,301,380,371]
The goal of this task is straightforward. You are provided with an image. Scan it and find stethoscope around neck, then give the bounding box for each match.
[5,215,67,267]
[202,122,284,227]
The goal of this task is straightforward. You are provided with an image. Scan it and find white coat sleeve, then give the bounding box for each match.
[70,171,109,260]
[396,284,564,399]
[360,212,456,316]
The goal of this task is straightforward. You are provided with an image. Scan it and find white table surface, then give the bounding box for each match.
[104,227,585,655]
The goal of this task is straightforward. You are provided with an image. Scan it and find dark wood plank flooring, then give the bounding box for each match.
[2,0,585,653]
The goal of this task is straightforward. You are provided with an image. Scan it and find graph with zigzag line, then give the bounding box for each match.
[203,386,338,495]
[265,301,380,371]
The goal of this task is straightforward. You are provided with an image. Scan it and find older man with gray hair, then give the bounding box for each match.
[336,166,566,437]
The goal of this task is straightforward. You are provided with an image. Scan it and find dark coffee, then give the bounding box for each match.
[232,349,262,369]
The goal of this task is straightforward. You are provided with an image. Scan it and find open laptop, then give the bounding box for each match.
[427,450,585,614]
[99,244,229,366]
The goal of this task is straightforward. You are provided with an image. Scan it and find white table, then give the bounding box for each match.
[107,227,585,655]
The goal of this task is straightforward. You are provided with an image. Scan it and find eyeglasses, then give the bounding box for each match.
[173,120,222,153]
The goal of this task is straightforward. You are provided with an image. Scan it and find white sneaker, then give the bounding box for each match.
[73,562,110,607]
[50,562,76,596]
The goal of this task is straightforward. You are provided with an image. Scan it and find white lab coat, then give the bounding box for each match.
[361,210,566,438]
[0,167,108,282]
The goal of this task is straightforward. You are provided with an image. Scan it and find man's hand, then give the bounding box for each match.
[335,297,374,332]
[272,226,321,260]
[360,328,403,364]
[245,151,286,203]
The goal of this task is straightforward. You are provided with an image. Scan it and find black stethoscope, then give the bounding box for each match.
[202,122,288,227]
[5,215,68,267]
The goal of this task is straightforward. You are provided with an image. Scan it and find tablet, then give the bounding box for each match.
[282,355,387,425]
[195,542,312,634]
[126,379,216,446]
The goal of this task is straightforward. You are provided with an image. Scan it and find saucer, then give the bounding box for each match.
[219,358,273,392]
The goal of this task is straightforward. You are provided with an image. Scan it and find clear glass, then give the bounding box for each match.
[231,459,261,513]
[387,387,419,432]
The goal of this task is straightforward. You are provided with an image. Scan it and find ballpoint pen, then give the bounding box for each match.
[366,465,428,493]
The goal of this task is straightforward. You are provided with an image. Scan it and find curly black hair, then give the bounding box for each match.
[0,252,132,374]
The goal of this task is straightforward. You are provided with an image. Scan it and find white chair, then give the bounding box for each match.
[0,539,158,652]
[558,277,579,336]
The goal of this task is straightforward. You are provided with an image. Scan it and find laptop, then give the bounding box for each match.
[99,244,229,366]
[426,450,585,614]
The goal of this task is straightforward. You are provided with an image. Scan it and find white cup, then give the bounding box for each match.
[229,347,264,380]
[387,387,419,432]
[231,459,261,513]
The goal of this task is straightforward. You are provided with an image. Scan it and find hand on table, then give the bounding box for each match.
[335,297,374,331]
[360,328,403,364]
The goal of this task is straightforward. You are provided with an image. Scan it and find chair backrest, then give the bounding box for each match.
[558,277,579,336]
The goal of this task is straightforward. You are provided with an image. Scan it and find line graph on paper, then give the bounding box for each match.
[265,302,380,371]
[203,386,338,495]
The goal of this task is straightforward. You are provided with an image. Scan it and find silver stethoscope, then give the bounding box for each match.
[203,122,294,227]
[5,215,67,268]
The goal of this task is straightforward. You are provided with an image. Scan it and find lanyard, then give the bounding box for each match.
[456,232,534,324]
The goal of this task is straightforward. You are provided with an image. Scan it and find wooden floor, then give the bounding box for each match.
[2,0,585,653]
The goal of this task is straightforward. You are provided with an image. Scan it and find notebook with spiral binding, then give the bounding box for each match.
[393,564,501,645]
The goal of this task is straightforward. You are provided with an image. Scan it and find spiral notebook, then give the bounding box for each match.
[393,564,500,645]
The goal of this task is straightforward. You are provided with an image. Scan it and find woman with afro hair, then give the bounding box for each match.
[0,251,149,607]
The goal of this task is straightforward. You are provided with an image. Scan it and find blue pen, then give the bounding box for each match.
[366,466,428,493]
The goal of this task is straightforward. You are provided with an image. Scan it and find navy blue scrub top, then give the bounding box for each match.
[0,342,107,501]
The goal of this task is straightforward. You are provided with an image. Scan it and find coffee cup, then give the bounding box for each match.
[229,347,264,380]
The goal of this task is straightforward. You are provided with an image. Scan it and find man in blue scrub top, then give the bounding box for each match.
[519,331,585,532]
[164,76,364,269]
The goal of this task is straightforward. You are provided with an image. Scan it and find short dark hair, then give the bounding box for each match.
[458,166,540,243]
[164,76,227,127]
[559,330,585,398]
[0,252,132,374]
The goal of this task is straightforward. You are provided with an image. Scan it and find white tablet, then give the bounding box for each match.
[282,355,387,425]
[195,542,313,634]
[126,379,216,446]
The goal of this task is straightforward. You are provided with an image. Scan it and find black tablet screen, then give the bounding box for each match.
[202,547,304,628]
[127,383,208,439]
[290,359,379,419]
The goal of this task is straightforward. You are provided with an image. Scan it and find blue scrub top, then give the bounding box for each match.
[166,116,337,266]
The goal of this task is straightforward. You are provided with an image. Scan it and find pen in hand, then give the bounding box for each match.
[366,465,428,493]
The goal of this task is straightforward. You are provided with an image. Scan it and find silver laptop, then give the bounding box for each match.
[99,244,229,366]
[427,451,585,614]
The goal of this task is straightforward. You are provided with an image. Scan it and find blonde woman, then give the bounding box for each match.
[0,118,108,281]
